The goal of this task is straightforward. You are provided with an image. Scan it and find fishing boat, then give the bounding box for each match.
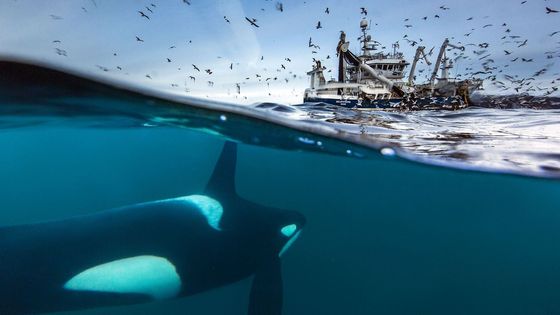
[303,19,483,110]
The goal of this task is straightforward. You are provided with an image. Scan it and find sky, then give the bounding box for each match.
[0,0,558,104]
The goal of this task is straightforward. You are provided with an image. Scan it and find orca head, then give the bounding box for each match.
[204,141,306,258]
[245,205,306,259]
[271,209,306,258]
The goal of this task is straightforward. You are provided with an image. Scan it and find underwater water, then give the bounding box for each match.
[1,60,560,315]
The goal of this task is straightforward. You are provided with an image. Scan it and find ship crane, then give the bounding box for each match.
[429,38,464,92]
[408,46,431,85]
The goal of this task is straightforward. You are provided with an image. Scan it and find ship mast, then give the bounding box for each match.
[408,46,431,85]
[359,19,376,57]
[430,38,464,92]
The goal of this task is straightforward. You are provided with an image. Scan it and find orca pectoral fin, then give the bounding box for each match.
[248,257,283,315]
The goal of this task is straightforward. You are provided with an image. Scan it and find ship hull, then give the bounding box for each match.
[303,95,468,110]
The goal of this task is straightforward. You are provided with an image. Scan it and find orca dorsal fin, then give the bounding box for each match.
[204,141,238,198]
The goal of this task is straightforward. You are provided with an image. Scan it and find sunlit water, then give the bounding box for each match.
[294,101,560,177]
[1,60,560,315]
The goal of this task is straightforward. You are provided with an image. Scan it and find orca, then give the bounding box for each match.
[0,142,305,315]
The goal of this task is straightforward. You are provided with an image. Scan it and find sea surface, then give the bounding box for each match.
[1,60,560,315]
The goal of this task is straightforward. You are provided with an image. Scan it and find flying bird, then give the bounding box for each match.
[192,64,200,71]
[316,21,322,29]
[360,7,367,15]
[135,36,144,42]
[245,17,259,27]
[325,7,329,14]
[224,16,230,23]
[138,11,150,19]
[546,7,558,14]
[275,2,283,12]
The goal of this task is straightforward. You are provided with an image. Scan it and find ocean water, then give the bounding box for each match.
[1,60,560,315]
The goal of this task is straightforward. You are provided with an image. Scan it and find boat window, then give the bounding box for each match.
[388,65,393,71]
[382,65,387,70]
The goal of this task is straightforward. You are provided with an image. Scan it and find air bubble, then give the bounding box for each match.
[380,147,396,157]
[219,115,227,122]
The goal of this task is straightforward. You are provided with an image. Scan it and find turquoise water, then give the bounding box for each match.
[1,60,560,314]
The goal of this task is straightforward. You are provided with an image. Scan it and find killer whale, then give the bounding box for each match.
[0,141,305,315]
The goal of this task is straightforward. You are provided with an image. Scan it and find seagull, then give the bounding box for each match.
[224,16,230,23]
[189,76,196,82]
[192,64,200,71]
[146,6,153,13]
[504,50,511,55]
[360,7,367,15]
[138,11,150,19]
[316,21,322,29]
[245,17,259,27]
[325,7,329,14]
[166,58,171,63]
[275,2,283,12]
[518,39,527,47]
[440,5,450,10]
[135,36,144,42]
[546,7,558,14]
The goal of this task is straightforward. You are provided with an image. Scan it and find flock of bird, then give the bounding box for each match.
[45,0,559,100]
